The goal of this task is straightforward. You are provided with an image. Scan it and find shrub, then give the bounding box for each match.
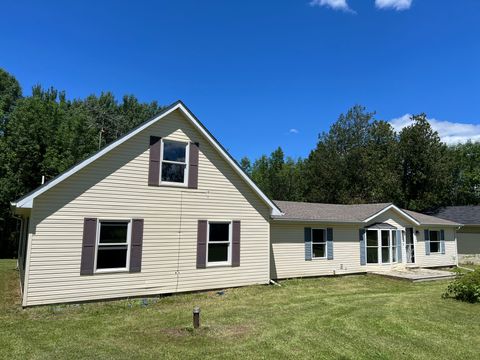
[443,268,480,303]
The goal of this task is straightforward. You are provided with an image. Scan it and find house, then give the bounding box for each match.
[431,206,480,264]
[271,201,459,279]
[12,101,461,307]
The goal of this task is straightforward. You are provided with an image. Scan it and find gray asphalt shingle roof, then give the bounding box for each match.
[273,200,460,226]
[431,206,480,225]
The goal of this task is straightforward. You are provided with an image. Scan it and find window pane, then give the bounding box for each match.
[161,163,186,183]
[312,229,324,243]
[430,231,438,242]
[382,247,390,263]
[163,141,186,162]
[406,230,413,245]
[392,232,397,247]
[208,243,229,262]
[381,231,389,246]
[392,247,397,262]
[97,247,128,269]
[367,247,378,263]
[312,244,326,258]
[99,222,128,244]
[367,231,378,247]
[209,223,230,242]
[430,241,440,253]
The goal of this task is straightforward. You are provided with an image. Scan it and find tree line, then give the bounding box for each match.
[1,67,479,257]
[241,106,480,211]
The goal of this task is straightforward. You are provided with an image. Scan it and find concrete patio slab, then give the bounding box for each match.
[369,268,457,282]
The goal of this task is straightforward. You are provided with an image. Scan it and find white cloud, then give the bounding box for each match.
[389,114,480,145]
[309,0,355,13]
[375,0,412,11]
[289,128,299,134]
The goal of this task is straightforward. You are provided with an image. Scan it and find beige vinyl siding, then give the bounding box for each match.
[366,210,410,229]
[270,222,364,279]
[414,227,457,267]
[416,226,457,267]
[25,109,270,306]
[457,227,480,254]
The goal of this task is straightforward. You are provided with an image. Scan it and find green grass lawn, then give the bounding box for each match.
[1,259,479,360]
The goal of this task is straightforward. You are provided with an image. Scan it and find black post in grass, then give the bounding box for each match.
[193,306,200,329]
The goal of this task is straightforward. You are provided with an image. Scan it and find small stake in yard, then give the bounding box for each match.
[193,306,200,329]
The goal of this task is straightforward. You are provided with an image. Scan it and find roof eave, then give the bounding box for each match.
[271,217,362,225]
[363,204,421,226]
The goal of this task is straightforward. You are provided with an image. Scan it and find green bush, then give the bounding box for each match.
[443,268,480,303]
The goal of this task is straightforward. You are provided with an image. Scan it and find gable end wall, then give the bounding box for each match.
[25,110,270,306]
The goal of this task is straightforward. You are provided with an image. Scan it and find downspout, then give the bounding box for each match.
[455,225,461,268]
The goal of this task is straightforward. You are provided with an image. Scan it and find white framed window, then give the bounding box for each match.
[429,230,441,253]
[95,220,131,273]
[160,139,189,186]
[366,230,379,264]
[366,228,400,264]
[207,221,232,266]
[381,230,390,263]
[311,228,327,259]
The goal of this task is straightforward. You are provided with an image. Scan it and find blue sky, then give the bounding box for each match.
[1,0,479,160]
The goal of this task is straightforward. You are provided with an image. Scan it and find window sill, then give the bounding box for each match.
[206,263,232,268]
[312,257,327,260]
[159,180,188,187]
[94,268,130,274]
[150,183,192,189]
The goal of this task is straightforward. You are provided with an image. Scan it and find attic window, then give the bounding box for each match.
[160,140,189,185]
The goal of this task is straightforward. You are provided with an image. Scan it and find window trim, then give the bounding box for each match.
[206,221,232,267]
[159,139,190,187]
[94,219,132,274]
[428,230,442,254]
[311,228,327,260]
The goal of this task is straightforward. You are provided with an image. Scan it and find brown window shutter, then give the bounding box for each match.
[130,219,144,273]
[80,218,97,275]
[188,142,199,189]
[148,136,161,186]
[232,220,241,267]
[196,220,207,268]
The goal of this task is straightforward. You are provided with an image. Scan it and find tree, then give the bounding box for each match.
[364,120,402,203]
[249,148,306,201]
[398,114,454,211]
[0,68,22,133]
[304,105,400,204]
[240,157,251,175]
[251,155,271,197]
[0,71,163,258]
[449,141,480,205]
